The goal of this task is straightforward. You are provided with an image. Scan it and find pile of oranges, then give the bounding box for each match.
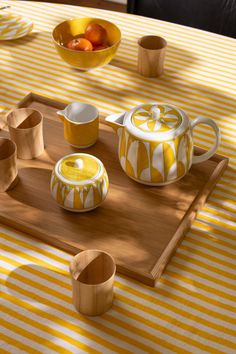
[66,23,109,51]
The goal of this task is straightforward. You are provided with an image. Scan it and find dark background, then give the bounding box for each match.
[127,0,236,38]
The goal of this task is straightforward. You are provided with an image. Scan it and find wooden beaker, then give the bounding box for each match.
[70,250,116,316]
[7,108,44,159]
[138,35,167,77]
[0,138,18,192]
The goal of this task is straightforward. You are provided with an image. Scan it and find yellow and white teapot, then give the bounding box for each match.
[105,103,220,186]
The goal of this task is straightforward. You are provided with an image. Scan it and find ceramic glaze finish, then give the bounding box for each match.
[52,18,121,70]
[57,102,99,148]
[123,103,189,142]
[50,153,109,212]
[106,103,220,185]
[117,127,193,185]
[131,104,182,133]
[0,13,33,40]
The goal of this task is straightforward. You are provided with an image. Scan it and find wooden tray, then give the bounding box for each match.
[0,93,228,286]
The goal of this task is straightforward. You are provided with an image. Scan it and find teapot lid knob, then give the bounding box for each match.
[151,106,161,121]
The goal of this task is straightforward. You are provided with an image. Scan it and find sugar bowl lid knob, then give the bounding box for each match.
[74,158,84,170]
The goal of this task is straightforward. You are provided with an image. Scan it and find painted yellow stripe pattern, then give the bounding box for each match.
[1,1,236,353]
[0,13,33,40]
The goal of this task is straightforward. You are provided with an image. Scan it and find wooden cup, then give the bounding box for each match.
[0,138,18,192]
[138,35,167,77]
[7,108,44,159]
[70,250,116,316]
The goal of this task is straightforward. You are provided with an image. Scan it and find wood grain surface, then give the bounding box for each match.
[0,138,18,192]
[7,108,44,160]
[138,36,167,77]
[70,250,116,316]
[0,93,228,286]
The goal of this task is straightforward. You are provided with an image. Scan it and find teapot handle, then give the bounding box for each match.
[191,116,220,164]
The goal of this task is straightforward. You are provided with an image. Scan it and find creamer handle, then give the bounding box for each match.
[191,116,220,164]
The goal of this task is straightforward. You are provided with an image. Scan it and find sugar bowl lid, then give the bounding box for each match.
[125,103,189,141]
[55,153,104,185]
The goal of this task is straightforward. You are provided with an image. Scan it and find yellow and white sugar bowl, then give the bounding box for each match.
[106,103,220,186]
[50,153,109,212]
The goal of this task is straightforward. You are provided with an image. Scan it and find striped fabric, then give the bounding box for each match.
[1,1,236,353]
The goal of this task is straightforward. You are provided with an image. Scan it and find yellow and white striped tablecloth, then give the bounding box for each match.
[1,1,236,353]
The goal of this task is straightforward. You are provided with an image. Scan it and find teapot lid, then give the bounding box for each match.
[55,153,103,185]
[125,103,189,141]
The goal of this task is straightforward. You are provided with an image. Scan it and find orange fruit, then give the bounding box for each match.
[85,23,107,46]
[67,38,93,51]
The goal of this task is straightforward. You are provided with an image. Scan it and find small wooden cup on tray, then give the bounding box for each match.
[0,138,18,192]
[70,250,116,316]
[6,108,44,159]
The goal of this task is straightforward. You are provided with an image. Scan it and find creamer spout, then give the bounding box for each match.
[57,109,66,117]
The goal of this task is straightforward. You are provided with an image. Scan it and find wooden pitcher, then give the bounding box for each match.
[70,250,116,316]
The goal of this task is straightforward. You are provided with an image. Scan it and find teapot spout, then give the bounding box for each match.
[105,112,126,134]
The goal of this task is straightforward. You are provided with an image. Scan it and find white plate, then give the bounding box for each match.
[0,12,33,40]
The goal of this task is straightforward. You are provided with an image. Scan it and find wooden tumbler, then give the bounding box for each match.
[138,35,167,77]
[0,138,18,192]
[70,250,116,316]
[7,108,44,159]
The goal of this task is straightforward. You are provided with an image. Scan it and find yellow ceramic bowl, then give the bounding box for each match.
[52,18,121,70]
